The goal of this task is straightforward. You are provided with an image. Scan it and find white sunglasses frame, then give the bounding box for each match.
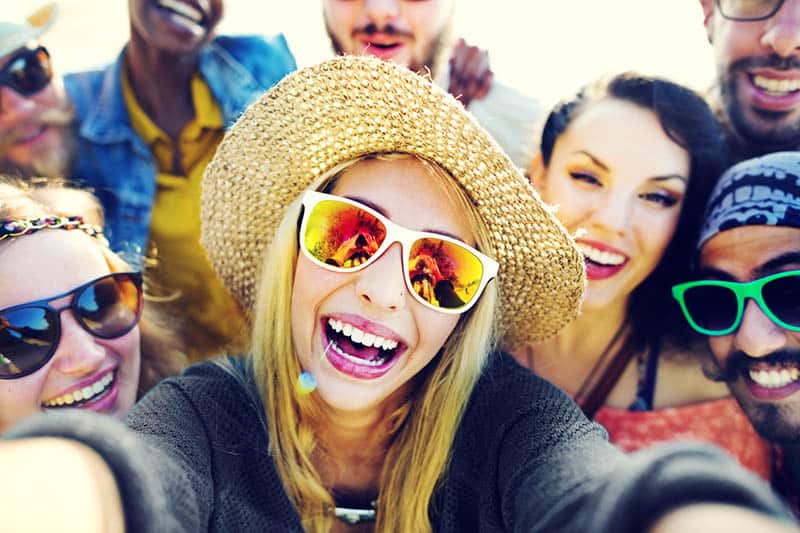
[299,190,499,314]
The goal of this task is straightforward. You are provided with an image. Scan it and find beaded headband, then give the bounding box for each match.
[0,215,108,247]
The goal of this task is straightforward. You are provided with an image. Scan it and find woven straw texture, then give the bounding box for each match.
[201,56,585,344]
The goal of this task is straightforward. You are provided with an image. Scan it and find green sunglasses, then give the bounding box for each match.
[672,270,800,336]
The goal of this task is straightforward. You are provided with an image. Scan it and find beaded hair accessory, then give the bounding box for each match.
[0,215,108,247]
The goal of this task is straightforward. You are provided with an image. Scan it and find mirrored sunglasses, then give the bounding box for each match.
[0,45,52,98]
[299,191,498,314]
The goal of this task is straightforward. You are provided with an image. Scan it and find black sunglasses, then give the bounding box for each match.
[0,45,53,97]
[716,0,786,21]
[0,272,143,379]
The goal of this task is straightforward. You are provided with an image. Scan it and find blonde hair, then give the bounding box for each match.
[0,176,186,396]
[250,153,498,532]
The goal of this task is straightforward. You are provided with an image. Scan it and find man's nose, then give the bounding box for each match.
[761,0,800,58]
[364,0,401,28]
[733,299,790,358]
[0,86,37,120]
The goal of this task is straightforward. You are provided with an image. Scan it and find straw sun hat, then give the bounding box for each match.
[201,55,585,345]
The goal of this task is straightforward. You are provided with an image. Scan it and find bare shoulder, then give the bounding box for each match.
[653,344,731,408]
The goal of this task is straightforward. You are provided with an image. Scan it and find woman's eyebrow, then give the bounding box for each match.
[572,150,608,171]
[651,174,688,184]
[344,195,388,217]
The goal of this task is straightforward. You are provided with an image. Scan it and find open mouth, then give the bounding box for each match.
[578,242,626,267]
[155,0,205,25]
[42,370,115,409]
[750,74,800,97]
[368,42,401,50]
[746,363,800,390]
[12,125,47,146]
[323,317,407,378]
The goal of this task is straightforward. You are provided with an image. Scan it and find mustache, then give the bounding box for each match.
[353,22,414,40]
[705,349,800,382]
[729,54,800,74]
[0,105,74,152]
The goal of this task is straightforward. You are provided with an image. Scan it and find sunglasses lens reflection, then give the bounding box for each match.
[409,238,484,310]
[683,284,739,332]
[1,47,52,95]
[0,307,57,377]
[0,273,142,379]
[303,199,387,270]
[763,274,800,328]
[76,274,142,338]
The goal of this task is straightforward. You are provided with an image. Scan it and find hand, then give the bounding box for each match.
[448,38,493,108]
[0,438,124,533]
[650,503,798,533]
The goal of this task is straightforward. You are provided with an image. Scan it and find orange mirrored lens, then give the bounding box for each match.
[408,238,484,309]
[304,200,387,269]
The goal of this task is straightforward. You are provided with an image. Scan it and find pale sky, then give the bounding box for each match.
[16,0,715,108]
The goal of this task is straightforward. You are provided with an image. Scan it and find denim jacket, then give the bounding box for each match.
[64,35,296,264]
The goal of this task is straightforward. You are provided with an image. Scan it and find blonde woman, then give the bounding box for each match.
[0,58,793,533]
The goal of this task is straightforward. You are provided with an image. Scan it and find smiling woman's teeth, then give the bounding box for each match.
[43,372,114,407]
[749,367,800,389]
[577,243,625,266]
[328,318,398,350]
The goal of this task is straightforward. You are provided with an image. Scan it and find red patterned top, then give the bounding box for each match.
[595,397,772,480]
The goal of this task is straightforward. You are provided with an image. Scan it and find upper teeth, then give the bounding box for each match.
[43,371,114,407]
[748,367,800,389]
[328,318,399,350]
[157,0,203,22]
[577,243,625,266]
[752,75,800,95]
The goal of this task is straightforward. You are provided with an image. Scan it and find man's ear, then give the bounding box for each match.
[699,0,715,42]
[527,152,546,190]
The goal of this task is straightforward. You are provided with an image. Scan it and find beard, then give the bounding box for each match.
[719,54,800,158]
[706,348,800,445]
[0,103,77,179]
[325,17,452,76]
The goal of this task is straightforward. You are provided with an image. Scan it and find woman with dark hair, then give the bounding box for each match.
[0,177,184,432]
[511,73,772,478]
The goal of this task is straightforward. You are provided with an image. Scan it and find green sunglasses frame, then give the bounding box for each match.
[672,269,800,336]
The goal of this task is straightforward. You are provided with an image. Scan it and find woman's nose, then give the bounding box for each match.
[50,311,106,376]
[355,242,407,312]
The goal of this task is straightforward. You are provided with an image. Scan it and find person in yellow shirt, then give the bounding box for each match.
[64,0,297,361]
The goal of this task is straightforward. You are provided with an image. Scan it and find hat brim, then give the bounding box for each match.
[201,56,585,344]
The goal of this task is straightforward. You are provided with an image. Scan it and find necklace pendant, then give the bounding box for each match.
[334,505,377,525]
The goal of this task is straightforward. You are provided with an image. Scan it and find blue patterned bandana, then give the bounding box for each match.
[697,151,800,250]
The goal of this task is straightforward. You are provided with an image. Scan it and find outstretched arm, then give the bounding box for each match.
[1,438,124,533]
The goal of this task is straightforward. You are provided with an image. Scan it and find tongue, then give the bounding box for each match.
[338,335,382,362]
